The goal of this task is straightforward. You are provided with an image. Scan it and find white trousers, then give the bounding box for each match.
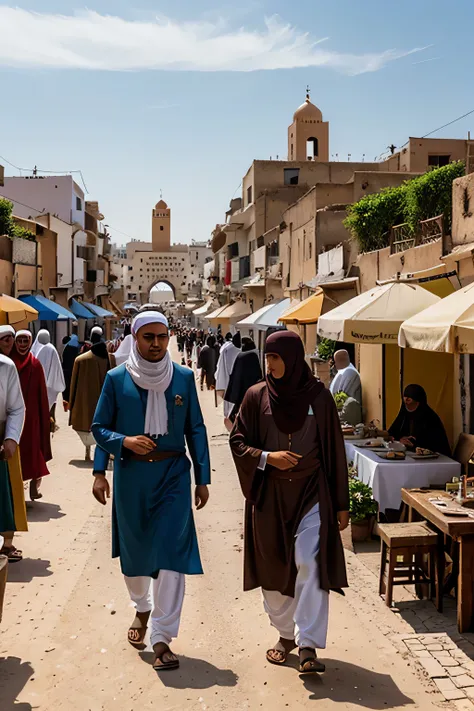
[124,570,185,647]
[262,503,329,649]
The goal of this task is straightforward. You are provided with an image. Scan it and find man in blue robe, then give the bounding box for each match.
[91,311,210,671]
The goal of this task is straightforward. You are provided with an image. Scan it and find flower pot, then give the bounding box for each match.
[351,516,375,543]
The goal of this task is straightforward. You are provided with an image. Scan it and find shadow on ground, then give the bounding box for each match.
[139,652,238,689]
[300,659,415,708]
[7,558,53,583]
[26,502,65,523]
[0,656,34,711]
[68,459,93,470]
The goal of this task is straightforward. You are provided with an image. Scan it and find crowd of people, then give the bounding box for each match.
[1,308,450,677]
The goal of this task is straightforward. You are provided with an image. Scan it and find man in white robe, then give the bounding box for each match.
[31,330,66,412]
[0,334,26,562]
[215,333,240,418]
[329,350,362,403]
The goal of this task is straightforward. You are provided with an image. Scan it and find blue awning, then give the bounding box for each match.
[19,294,76,321]
[70,298,96,319]
[82,301,114,318]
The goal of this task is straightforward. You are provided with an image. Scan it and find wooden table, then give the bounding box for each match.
[402,488,474,632]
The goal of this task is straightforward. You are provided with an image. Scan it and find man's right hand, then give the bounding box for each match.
[267,451,302,471]
[123,436,156,455]
[92,474,110,505]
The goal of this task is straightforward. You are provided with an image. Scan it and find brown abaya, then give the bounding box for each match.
[230,382,349,596]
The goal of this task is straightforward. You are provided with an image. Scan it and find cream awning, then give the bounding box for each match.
[192,300,215,316]
[209,300,251,322]
[238,298,292,330]
[206,304,230,321]
[399,282,474,353]
[317,282,440,344]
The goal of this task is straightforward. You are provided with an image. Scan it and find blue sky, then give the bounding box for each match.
[0,1,473,246]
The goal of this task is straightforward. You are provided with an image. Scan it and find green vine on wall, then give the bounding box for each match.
[344,162,465,253]
[0,197,36,241]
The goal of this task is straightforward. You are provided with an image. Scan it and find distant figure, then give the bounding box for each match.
[329,350,361,403]
[11,330,52,502]
[389,384,451,456]
[198,335,218,391]
[31,330,66,426]
[224,337,262,426]
[68,339,115,461]
[62,323,81,408]
[215,332,240,416]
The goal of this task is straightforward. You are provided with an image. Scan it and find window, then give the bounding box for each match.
[247,186,253,205]
[428,155,450,168]
[309,241,312,260]
[306,137,319,160]
[284,168,300,185]
[128,265,132,271]
[160,226,164,231]
[76,196,82,211]
[195,252,199,261]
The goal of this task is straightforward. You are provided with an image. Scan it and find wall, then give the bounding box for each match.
[16,264,36,292]
[36,214,73,287]
[2,175,84,226]
[132,249,188,301]
[37,228,57,296]
[356,239,444,291]
[316,209,349,252]
[351,171,421,202]
[452,173,474,247]
[359,344,383,424]
[315,183,353,209]
[0,259,13,294]
[405,138,467,173]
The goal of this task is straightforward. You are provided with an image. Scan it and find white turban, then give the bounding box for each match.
[91,326,103,337]
[0,325,15,337]
[131,311,169,335]
[127,310,172,438]
[15,330,32,340]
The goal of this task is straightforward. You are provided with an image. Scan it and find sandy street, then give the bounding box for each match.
[0,346,446,710]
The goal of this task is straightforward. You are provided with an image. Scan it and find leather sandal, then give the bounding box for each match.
[299,648,326,674]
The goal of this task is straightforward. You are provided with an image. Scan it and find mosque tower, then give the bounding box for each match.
[152,197,171,252]
[288,88,329,162]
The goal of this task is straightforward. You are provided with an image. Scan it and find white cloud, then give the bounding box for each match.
[0,7,425,74]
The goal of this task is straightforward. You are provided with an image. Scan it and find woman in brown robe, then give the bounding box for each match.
[230,330,349,674]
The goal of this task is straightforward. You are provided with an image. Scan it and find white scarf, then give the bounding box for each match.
[126,341,173,438]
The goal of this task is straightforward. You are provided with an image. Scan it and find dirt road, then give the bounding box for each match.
[0,346,445,710]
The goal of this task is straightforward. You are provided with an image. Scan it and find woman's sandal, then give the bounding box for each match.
[266,638,296,666]
[299,648,326,674]
[127,611,151,648]
[0,546,23,563]
[152,643,180,671]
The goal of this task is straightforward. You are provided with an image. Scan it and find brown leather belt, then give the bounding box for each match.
[127,450,182,463]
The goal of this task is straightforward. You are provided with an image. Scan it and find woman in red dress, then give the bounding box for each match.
[11,330,52,501]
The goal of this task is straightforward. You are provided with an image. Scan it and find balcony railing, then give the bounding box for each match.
[390,223,416,254]
[390,215,445,255]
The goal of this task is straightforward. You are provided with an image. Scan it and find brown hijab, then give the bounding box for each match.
[264,330,323,434]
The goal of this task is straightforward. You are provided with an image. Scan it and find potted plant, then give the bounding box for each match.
[333,390,349,412]
[349,475,378,542]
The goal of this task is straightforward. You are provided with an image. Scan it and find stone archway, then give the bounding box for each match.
[147,278,177,306]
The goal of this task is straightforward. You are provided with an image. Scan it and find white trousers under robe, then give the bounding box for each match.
[262,503,329,649]
[124,570,185,647]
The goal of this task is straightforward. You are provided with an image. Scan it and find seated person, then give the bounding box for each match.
[388,384,451,456]
[339,395,362,427]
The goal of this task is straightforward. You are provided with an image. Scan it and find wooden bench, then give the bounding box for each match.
[378,522,442,610]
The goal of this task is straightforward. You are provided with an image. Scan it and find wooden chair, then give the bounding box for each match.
[379,523,443,610]
[452,433,474,475]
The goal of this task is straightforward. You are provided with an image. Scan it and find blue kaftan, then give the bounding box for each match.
[91,362,210,578]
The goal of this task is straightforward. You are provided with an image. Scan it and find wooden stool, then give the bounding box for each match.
[379,523,443,611]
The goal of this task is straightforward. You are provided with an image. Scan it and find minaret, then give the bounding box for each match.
[152,197,171,251]
[288,87,329,162]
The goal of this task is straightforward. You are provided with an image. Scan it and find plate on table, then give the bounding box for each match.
[357,441,385,449]
[376,452,406,461]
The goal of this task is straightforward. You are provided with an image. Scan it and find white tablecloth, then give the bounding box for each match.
[345,440,368,463]
[351,448,461,513]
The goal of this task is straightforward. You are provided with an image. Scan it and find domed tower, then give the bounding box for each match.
[152,198,171,251]
[288,89,329,162]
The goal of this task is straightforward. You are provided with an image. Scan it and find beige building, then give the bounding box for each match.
[123,199,189,305]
